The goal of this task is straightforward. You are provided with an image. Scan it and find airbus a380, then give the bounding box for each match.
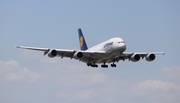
[16,28,165,68]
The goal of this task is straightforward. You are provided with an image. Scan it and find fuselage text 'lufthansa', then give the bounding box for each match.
[104,42,113,48]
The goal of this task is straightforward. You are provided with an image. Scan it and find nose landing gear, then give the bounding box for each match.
[101,64,108,68]
[101,62,108,68]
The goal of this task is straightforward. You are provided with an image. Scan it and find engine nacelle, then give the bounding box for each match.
[130,54,140,62]
[73,51,83,59]
[146,53,155,61]
[48,49,57,58]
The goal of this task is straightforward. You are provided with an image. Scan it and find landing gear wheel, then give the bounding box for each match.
[92,64,98,68]
[101,65,108,68]
[111,64,116,67]
[87,63,92,66]
[87,63,98,68]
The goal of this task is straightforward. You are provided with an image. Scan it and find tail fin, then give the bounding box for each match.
[78,28,88,50]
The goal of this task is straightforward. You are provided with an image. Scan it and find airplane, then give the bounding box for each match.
[16,28,165,68]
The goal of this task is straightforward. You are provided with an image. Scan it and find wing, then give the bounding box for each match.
[113,52,165,62]
[16,46,76,58]
[16,46,105,60]
[16,46,49,51]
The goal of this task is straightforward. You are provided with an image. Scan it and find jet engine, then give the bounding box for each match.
[48,49,57,58]
[146,53,155,61]
[130,54,140,62]
[73,51,83,59]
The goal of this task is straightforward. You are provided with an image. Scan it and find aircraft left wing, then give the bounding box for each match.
[113,52,165,62]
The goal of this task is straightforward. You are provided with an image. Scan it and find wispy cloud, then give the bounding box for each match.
[57,72,109,86]
[57,89,96,100]
[4,68,43,82]
[162,66,180,78]
[132,79,180,93]
[0,60,44,83]
[0,60,19,74]
[1,50,180,103]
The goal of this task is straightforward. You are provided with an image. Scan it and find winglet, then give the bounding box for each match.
[78,28,88,50]
[16,45,20,48]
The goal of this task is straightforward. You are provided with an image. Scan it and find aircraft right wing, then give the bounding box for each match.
[16,46,106,60]
[16,46,77,58]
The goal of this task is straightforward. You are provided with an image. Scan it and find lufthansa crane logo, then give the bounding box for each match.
[80,36,84,47]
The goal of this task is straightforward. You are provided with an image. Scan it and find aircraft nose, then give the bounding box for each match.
[119,43,126,51]
[122,43,126,49]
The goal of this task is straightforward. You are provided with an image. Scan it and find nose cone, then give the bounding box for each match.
[121,43,126,50]
[117,42,126,52]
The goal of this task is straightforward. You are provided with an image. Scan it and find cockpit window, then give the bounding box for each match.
[118,41,125,43]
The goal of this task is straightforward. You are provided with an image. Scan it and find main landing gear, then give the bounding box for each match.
[111,63,116,67]
[87,63,116,68]
[101,63,116,68]
[101,64,108,68]
[87,63,98,67]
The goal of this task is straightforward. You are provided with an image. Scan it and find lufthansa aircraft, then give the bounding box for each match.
[16,28,165,68]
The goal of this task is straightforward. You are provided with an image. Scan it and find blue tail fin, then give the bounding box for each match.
[78,28,88,50]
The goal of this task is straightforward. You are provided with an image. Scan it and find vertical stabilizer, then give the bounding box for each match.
[78,28,88,50]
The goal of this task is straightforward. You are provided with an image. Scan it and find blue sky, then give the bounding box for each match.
[0,0,180,103]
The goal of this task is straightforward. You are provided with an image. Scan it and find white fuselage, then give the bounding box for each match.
[85,37,126,63]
